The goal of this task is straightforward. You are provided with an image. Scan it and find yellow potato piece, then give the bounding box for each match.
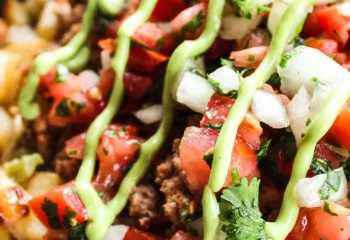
[27,172,62,197]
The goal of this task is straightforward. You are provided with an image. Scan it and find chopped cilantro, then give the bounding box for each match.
[208,77,238,97]
[68,150,77,156]
[71,101,87,114]
[256,139,272,162]
[319,170,341,200]
[55,98,72,117]
[41,198,62,229]
[293,36,304,48]
[56,64,69,83]
[203,122,223,131]
[279,49,301,68]
[68,223,88,240]
[230,0,270,19]
[306,118,312,127]
[180,207,201,237]
[182,10,204,34]
[266,72,281,88]
[248,55,255,61]
[340,158,350,179]
[219,178,267,240]
[323,201,337,216]
[203,152,213,168]
[310,158,331,175]
[63,208,77,228]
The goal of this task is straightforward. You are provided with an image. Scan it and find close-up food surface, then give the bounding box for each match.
[1,0,350,239]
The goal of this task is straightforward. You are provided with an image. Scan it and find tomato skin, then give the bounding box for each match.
[200,94,263,150]
[326,108,350,149]
[150,0,188,21]
[304,37,338,55]
[316,3,350,46]
[205,37,234,61]
[171,230,200,240]
[229,46,269,69]
[124,227,166,240]
[29,182,88,230]
[301,5,326,38]
[287,207,350,240]
[170,3,205,39]
[179,126,259,195]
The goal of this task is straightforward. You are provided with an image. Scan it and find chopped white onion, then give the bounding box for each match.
[172,57,205,99]
[208,66,240,95]
[268,1,311,42]
[308,83,336,120]
[287,85,311,146]
[295,168,348,208]
[220,3,263,40]
[103,225,129,240]
[252,90,290,128]
[337,3,350,17]
[134,104,163,125]
[176,72,215,113]
[278,46,350,98]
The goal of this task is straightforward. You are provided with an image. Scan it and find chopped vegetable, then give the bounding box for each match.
[208,66,240,96]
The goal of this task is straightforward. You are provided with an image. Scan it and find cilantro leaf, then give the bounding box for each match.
[182,10,205,34]
[310,158,331,175]
[68,223,88,240]
[203,122,223,131]
[41,198,62,229]
[63,208,77,228]
[279,49,301,68]
[203,152,213,168]
[323,201,338,216]
[340,159,350,179]
[219,178,267,240]
[319,170,341,200]
[55,98,72,117]
[230,0,270,19]
[71,101,87,114]
[221,58,235,69]
[256,139,272,162]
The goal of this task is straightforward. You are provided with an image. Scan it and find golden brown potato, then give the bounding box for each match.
[26,172,62,197]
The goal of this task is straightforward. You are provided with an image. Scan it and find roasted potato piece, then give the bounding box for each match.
[36,1,60,41]
[27,172,62,197]
[4,0,29,25]
[0,226,11,240]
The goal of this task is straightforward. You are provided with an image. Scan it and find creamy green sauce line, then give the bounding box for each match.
[98,0,124,15]
[203,0,315,238]
[18,0,98,120]
[265,80,350,238]
[75,1,157,239]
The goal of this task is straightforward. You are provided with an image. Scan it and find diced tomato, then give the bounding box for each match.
[132,22,176,55]
[200,94,263,150]
[301,5,327,38]
[0,186,30,226]
[325,108,350,149]
[335,52,348,65]
[205,37,235,61]
[287,207,350,240]
[150,0,188,22]
[229,46,269,69]
[124,227,166,240]
[316,3,350,46]
[29,182,88,230]
[170,3,206,39]
[95,128,142,189]
[171,230,200,240]
[179,126,260,195]
[99,68,153,100]
[65,133,86,159]
[304,37,338,55]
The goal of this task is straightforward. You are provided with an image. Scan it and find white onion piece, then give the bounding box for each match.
[220,2,262,40]
[252,90,290,128]
[172,57,205,99]
[308,83,336,120]
[190,217,204,238]
[337,3,350,17]
[295,168,348,208]
[176,72,215,113]
[287,85,311,146]
[208,66,240,94]
[103,225,129,240]
[278,46,350,98]
[134,104,163,124]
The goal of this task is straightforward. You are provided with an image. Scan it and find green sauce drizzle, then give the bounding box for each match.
[98,0,125,15]
[203,0,315,238]
[265,79,350,239]
[74,1,157,239]
[18,0,99,120]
